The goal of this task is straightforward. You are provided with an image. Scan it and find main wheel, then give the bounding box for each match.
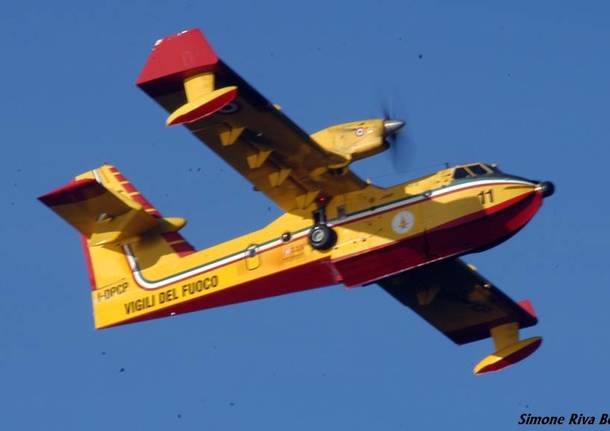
[308,224,337,250]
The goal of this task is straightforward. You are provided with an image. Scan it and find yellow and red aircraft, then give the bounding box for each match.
[39,29,554,374]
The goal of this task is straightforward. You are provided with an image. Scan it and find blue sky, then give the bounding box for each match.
[2,1,609,429]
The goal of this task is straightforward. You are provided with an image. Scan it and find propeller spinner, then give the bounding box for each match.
[383,119,405,136]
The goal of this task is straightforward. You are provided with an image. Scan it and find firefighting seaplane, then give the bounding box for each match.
[39,29,554,374]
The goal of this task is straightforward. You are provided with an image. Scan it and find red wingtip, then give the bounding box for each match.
[518,299,537,319]
[136,29,218,89]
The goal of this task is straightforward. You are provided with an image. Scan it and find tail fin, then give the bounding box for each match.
[38,164,195,328]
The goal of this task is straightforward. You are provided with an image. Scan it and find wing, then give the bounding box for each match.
[377,258,537,345]
[136,29,367,212]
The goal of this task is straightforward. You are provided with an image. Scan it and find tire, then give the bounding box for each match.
[308,224,337,250]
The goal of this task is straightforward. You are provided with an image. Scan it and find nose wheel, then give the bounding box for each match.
[308,206,337,250]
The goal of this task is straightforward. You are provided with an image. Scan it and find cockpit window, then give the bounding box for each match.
[468,164,489,176]
[484,163,501,173]
[453,164,496,180]
[453,167,471,180]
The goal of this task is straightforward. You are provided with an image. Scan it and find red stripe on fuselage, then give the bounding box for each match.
[102,257,337,328]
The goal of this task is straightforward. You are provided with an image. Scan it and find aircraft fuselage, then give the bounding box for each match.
[96,165,551,328]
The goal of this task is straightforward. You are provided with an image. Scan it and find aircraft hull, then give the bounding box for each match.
[334,187,543,287]
[112,182,544,327]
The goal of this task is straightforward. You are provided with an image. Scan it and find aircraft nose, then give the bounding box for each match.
[539,181,555,198]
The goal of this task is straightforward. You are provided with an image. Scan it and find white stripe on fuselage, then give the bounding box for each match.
[125,178,534,289]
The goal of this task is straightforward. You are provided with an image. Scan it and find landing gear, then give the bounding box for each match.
[308,206,337,250]
[309,224,337,250]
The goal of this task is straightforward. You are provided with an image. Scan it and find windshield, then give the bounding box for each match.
[468,164,488,176]
[452,163,497,180]
[453,167,472,180]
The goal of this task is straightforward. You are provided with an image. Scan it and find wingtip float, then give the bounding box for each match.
[472,303,542,375]
[137,29,237,125]
[40,28,554,374]
[474,336,543,375]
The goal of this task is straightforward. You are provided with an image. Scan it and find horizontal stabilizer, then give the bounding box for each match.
[39,171,184,245]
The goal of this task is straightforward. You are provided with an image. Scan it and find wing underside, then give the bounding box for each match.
[377,258,538,345]
[137,30,367,212]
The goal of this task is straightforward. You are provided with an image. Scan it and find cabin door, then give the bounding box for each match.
[245,244,261,270]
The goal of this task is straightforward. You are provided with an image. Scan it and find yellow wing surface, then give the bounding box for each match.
[136,29,367,212]
[378,258,542,374]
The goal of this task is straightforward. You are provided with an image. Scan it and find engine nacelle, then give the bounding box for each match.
[311,119,387,168]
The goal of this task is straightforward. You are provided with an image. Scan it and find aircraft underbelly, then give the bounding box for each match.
[332,233,428,287]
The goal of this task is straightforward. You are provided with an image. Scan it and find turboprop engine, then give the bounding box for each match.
[311,119,404,168]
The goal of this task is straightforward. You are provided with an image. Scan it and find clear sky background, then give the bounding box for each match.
[2,1,609,429]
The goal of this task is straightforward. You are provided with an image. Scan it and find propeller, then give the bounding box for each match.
[381,101,415,172]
